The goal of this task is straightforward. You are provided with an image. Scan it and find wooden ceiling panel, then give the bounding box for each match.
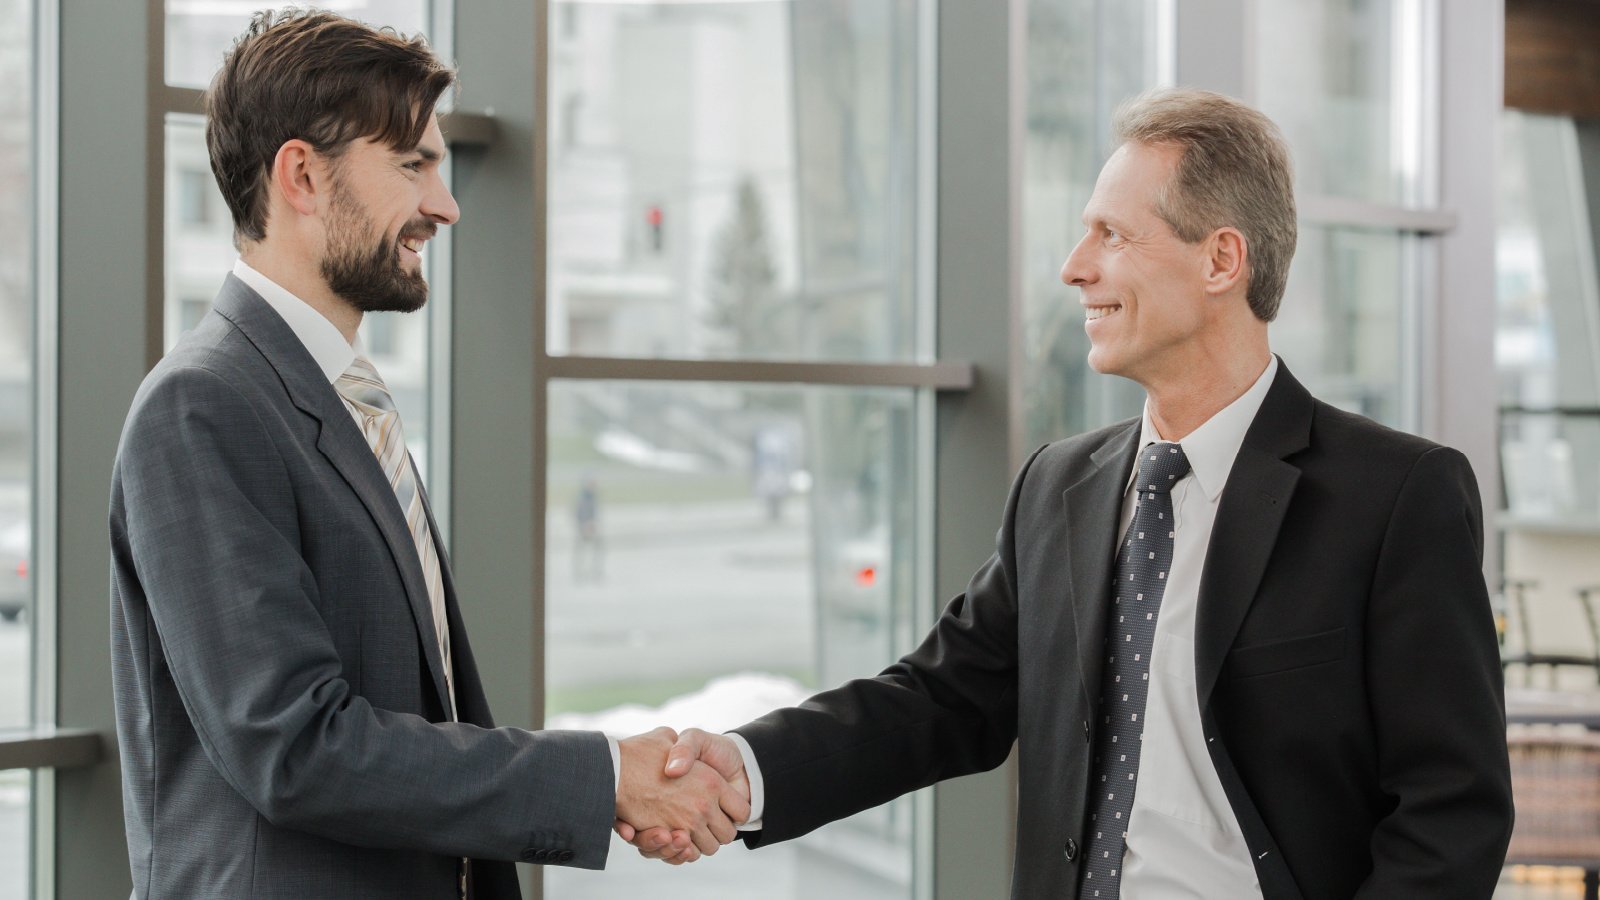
[1505,0,1600,118]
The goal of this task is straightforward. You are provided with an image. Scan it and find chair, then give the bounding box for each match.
[1501,579,1600,687]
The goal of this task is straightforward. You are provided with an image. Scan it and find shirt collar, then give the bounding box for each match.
[232,258,359,384]
[1129,355,1280,502]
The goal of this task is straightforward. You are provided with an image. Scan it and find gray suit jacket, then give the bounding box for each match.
[111,276,613,899]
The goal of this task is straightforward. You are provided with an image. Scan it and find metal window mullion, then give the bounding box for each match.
[0,729,102,772]
[33,0,61,896]
[1297,194,1457,234]
[541,355,973,391]
[146,0,164,370]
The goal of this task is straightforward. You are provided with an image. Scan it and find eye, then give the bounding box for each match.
[403,160,425,173]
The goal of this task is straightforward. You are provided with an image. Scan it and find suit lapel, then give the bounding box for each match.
[1193,362,1313,707]
[213,276,455,716]
[1063,422,1141,710]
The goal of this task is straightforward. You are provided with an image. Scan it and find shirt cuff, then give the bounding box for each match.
[607,735,621,794]
[726,731,764,831]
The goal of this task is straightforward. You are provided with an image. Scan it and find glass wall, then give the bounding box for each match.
[0,0,34,893]
[1256,0,1437,428]
[543,1,930,895]
[1256,0,1430,207]
[546,0,920,364]
[545,381,920,898]
[1273,225,1416,424]
[1021,0,1171,448]
[1496,111,1600,523]
[160,2,448,484]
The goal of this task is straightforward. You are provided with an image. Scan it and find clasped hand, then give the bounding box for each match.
[614,727,748,864]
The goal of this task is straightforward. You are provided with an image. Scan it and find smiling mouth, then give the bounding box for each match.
[399,237,426,254]
[1084,305,1121,321]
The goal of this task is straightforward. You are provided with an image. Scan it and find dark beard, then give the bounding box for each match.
[320,187,433,314]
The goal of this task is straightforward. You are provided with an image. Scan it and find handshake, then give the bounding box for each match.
[613,726,749,864]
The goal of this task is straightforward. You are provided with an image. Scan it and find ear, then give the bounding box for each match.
[269,139,323,219]
[1201,226,1248,298]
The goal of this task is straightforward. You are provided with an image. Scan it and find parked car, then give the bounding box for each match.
[0,512,27,623]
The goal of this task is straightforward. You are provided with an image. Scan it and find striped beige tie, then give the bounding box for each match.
[335,355,456,720]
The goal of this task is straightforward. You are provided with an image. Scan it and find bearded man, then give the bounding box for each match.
[109,11,741,899]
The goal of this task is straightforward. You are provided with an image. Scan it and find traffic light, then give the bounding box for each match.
[646,203,664,253]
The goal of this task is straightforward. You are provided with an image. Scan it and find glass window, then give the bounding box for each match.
[0,0,35,894]
[1272,226,1415,427]
[546,0,923,363]
[177,167,213,227]
[1496,111,1600,413]
[544,380,922,899]
[0,771,25,900]
[1255,0,1433,207]
[162,115,443,483]
[1022,0,1170,448]
[163,117,235,351]
[1496,110,1600,522]
[1253,0,1437,435]
[164,0,431,90]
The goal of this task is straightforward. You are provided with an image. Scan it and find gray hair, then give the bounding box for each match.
[1112,88,1297,322]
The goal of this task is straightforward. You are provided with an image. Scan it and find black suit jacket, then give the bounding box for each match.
[736,363,1513,899]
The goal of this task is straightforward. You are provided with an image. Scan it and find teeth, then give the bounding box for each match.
[1085,306,1119,320]
[401,238,423,252]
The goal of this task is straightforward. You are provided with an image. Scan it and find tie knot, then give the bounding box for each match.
[1136,442,1190,494]
[334,356,396,416]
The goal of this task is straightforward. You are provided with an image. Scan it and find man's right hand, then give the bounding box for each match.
[614,727,750,858]
[621,728,750,863]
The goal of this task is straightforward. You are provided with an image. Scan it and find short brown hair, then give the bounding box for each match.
[1113,89,1297,322]
[204,9,456,244]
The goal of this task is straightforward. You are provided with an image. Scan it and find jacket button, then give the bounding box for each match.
[1063,838,1079,862]
[557,850,575,863]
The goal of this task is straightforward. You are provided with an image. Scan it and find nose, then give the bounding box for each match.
[1060,232,1096,286]
[422,170,461,226]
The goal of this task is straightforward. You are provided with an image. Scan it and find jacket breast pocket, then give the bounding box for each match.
[1226,626,1346,680]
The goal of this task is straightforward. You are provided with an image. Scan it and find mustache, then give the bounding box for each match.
[398,220,438,243]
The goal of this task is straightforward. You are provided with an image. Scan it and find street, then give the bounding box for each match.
[544,498,821,703]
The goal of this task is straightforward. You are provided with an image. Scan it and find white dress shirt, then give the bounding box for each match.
[229,260,623,790]
[734,358,1279,894]
[1116,355,1275,898]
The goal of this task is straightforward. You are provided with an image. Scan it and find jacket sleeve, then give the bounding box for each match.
[733,445,1047,846]
[113,364,616,867]
[1357,446,1514,897]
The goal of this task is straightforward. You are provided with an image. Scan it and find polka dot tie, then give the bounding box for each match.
[1080,442,1190,898]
